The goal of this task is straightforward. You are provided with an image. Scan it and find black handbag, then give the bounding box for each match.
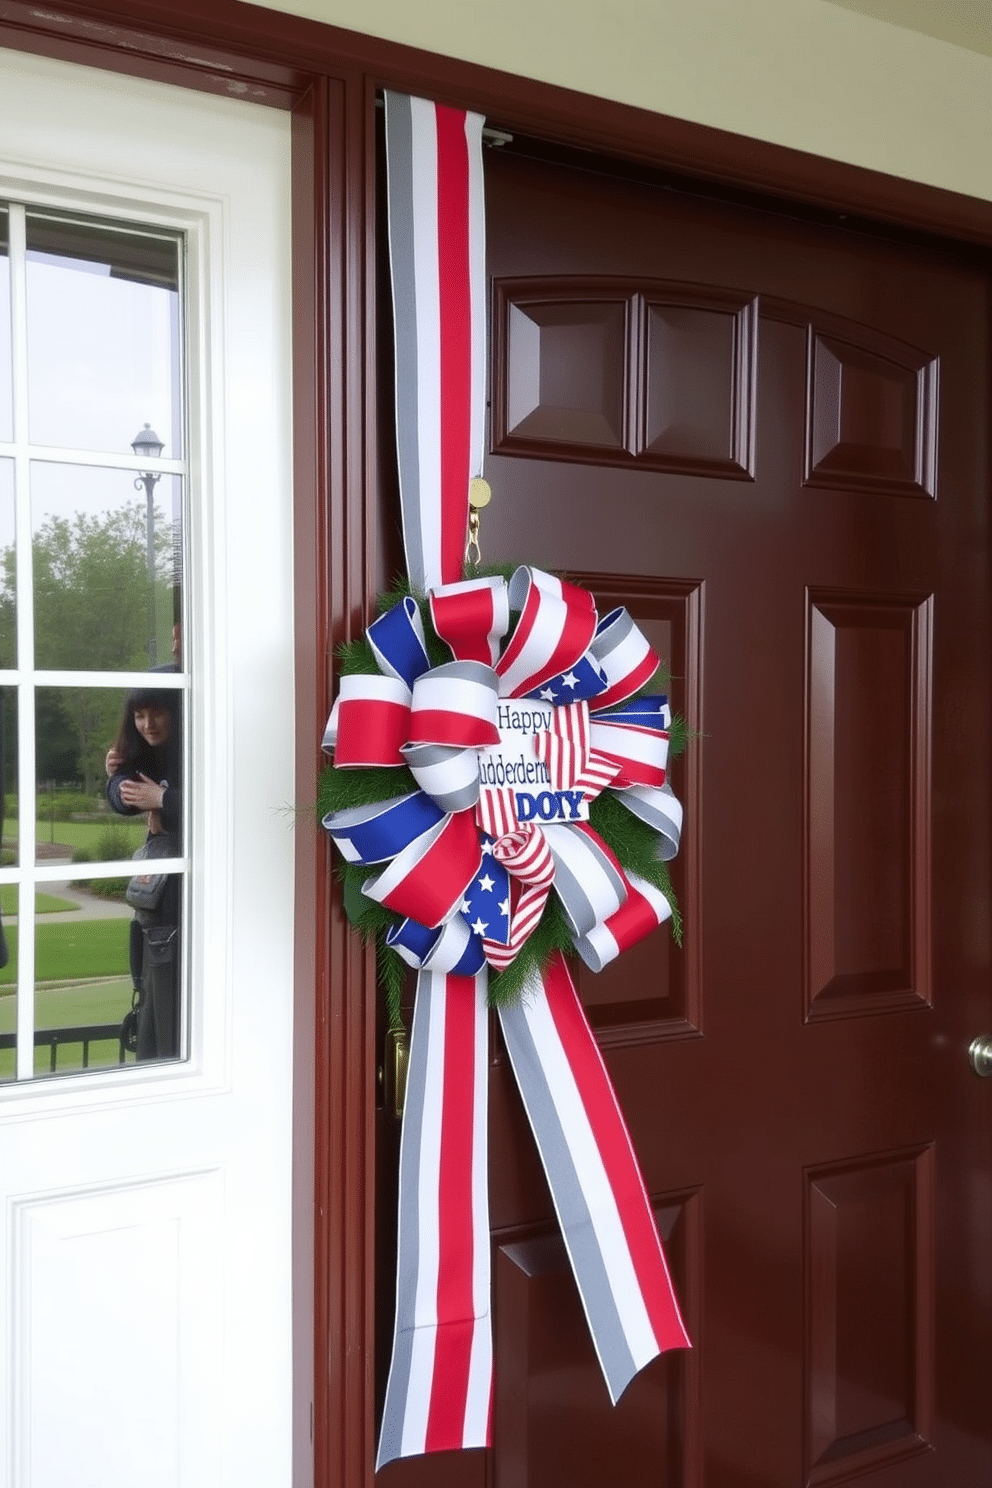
[119,984,142,1056]
[125,834,178,912]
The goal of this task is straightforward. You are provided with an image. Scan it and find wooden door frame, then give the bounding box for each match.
[0,4,989,1484]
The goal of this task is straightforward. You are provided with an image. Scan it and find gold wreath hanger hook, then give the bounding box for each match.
[466,477,492,568]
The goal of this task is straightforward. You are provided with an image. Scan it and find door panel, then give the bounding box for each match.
[379,148,991,1485]
[0,50,295,1488]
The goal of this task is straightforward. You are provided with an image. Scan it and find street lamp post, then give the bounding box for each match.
[131,423,164,666]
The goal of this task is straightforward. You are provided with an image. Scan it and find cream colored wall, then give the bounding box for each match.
[249,0,992,203]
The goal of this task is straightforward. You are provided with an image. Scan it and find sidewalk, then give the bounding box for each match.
[38,883,134,922]
[8,859,133,923]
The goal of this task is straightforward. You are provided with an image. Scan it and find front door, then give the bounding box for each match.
[378,143,992,1484]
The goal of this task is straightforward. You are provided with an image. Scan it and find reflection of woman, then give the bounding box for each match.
[107,688,182,1060]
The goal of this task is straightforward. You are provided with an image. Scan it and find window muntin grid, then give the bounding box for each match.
[0,202,188,1084]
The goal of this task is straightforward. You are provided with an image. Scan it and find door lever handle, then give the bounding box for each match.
[382,1027,410,1118]
[968,1035,992,1078]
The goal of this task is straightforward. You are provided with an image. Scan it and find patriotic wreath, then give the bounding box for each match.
[320,564,685,1024]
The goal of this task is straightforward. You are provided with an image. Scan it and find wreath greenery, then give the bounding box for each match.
[319,570,685,1029]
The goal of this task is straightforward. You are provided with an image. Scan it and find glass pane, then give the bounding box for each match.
[34,684,181,859]
[1,682,16,1083]
[0,458,13,667]
[33,908,132,1076]
[31,463,183,672]
[32,878,180,1076]
[0,942,13,1082]
[31,683,183,1074]
[0,207,11,443]
[25,211,182,457]
[1,684,16,869]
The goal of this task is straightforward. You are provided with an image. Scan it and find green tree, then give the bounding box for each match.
[0,501,177,794]
[30,503,169,672]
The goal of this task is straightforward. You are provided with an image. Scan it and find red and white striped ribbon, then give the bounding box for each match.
[431,576,510,666]
[475,784,520,840]
[573,870,674,972]
[497,567,598,698]
[533,699,591,787]
[363,809,482,928]
[384,92,486,592]
[377,92,688,1470]
[497,954,690,1398]
[409,661,500,749]
[379,93,493,1468]
[482,826,556,970]
[590,606,661,710]
[589,717,670,788]
[377,971,492,1467]
[533,698,623,801]
[329,674,411,766]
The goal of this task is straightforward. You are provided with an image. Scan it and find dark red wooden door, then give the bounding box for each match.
[378,145,992,1487]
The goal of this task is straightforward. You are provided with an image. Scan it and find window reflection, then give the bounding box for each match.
[29,868,181,1074]
[0,686,16,871]
[23,685,184,1073]
[30,464,182,673]
[1,202,187,1083]
[0,208,10,443]
[0,684,14,1082]
[34,688,156,854]
[105,684,182,1061]
[25,213,181,456]
[0,459,13,668]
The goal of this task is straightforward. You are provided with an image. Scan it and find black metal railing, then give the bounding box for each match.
[0,1024,127,1073]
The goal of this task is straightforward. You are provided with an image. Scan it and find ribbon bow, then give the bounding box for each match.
[323,567,683,979]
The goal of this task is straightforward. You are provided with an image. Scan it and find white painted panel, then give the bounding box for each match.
[13,1174,223,1488]
[0,48,295,1488]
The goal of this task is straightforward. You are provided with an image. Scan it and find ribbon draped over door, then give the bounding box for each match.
[332,91,690,1469]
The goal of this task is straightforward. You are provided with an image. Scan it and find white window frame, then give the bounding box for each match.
[0,162,231,1112]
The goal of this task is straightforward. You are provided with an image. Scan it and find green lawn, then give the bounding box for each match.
[0,977,133,1032]
[0,975,135,1079]
[4,817,146,857]
[0,886,79,916]
[0,918,131,986]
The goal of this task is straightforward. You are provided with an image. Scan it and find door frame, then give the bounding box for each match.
[0,5,989,1485]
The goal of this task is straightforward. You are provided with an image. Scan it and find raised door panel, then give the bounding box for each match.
[569,573,702,1045]
[805,590,932,1020]
[805,1147,935,1483]
[492,278,755,477]
[493,1194,701,1488]
[803,318,938,496]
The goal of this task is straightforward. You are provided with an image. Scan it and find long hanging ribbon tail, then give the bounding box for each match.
[497,953,690,1400]
[379,91,494,1470]
[384,92,487,592]
[377,970,493,1468]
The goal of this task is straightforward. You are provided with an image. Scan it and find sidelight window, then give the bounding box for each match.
[0,202,188,1081]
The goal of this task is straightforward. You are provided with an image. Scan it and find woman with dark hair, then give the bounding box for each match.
[107,688,182,1061]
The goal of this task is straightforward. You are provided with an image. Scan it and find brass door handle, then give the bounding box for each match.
[382,1027,410,1118]
[968,1035,992,1078]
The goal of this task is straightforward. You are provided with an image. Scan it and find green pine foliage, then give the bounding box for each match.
[334,858,407,1031]
[486,898,574,1006]
[318,763,417,818]
[333,636,381,676]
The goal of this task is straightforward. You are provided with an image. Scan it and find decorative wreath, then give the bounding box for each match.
[319,564,685,1029]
